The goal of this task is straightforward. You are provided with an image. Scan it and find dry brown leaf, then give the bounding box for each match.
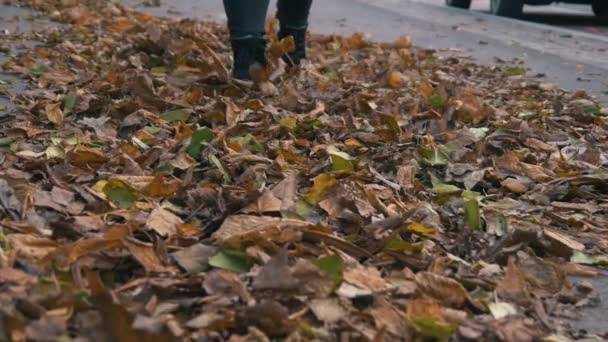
[270,173,298,211]
[0,268,37,285]
[125,239,177,274]
[519,163,556,183]
[213,215,309,247]
[518,254,564,294]
[242,173,298,213]
[452,91,490,125]
[146,206,183,237]
[63,238,123,266]
[525,138,557,152]
[543,228,585,258]
[415,272,469,307]
[252,250,299,290]
[418,80,434,98]
[241,190,282,214]
[6,234,58,260]
[497,258,530,304]
[45,103,64,125]
[396,163,416,192]
[66,146,109,167]
[343,264,387,291]
[501,178,529,193]
[204,269,253,303]
[114,175,156,191]
[142,175,179,198]
[171,243,217,274]
[303,229,374,259]
[491,319,545,342]
[308,298,346,323]
[369,298,409,337]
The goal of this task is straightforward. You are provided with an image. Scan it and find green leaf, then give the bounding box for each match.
[386,239,423,253]
[419,146,448,166]
[507,66,527,75]
[327,146,354,172]
[229,134,264,153]
[63,95,76,115]
[279,117,298,130]
[0,232,12,253]
[464,199,481,230]
[406,223,435,238]
[430,173,461,194]
[208,250,249,273]
[30,66,46,76]
[0,106,7,112]
[410,318,456,342]
[245,134,265,153]
[462,190,481,200]
[432,183,461,194]
[187,127,214,158]
[303,174,337,205]
[103,179,137,209]
[298,119,323,131]
[317,255,343,287]
[429,94,446,110]
[330,153,354,172]
[151,66,167,74]
[161,109,191,122]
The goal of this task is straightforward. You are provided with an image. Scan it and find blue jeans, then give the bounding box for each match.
[223,0,313,39]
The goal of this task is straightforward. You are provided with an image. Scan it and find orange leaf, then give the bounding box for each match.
[45,103,64,125]
[387,71,403,89]
[417,80,434,98]
[67,146,109,167]
[142,175,179,198]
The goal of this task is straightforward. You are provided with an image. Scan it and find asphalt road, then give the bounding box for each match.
[417,0,608,36]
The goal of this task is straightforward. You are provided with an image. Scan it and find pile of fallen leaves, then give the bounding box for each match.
[1,0,608,340]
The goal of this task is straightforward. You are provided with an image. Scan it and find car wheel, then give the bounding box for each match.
[490,0,523,18]
[446,0,472,9]
[592,0,608,19]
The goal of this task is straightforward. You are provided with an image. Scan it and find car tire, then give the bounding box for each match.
[592,0,608,19]
[446,0,472,9]
[490,0,523,18]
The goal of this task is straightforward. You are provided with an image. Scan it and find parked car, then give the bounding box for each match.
[446,0,607,19]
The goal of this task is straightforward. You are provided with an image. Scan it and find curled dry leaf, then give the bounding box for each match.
[343,264,387,291]
[415,272,470,308]
[145,206,183,237]
[45,103,64,125]
[212,215,309,248]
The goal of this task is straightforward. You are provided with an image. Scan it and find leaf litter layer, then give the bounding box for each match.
[1,0,608,341]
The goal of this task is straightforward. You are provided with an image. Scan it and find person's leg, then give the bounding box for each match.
[223,0,270,80]
[277,0,313,66]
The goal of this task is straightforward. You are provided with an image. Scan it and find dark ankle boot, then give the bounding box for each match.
[231,36,267,80]
[278,27,306,66]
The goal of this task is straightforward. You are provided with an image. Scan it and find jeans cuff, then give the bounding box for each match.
[230,33,265,40]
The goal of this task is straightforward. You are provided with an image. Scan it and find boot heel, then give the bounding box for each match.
[231,36,268,81]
